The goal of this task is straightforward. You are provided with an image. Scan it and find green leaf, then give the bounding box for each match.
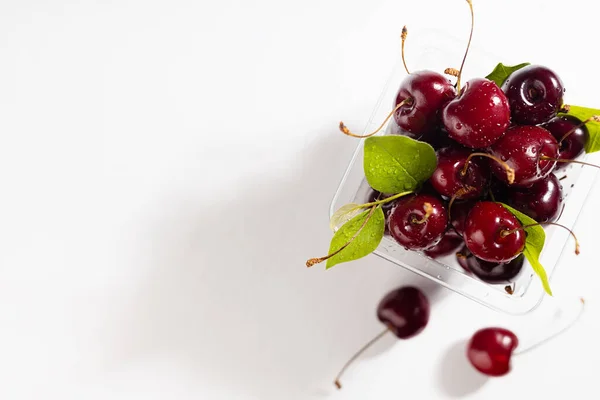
[363,136,437,194]
[485,62,530,87]
[326,206,385,269]
[500,203,552,296]
[330,203,362,231]
[558,105,600,153]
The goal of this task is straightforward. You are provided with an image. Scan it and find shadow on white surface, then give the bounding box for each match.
[437,340,488,398]
[110,134,443,399]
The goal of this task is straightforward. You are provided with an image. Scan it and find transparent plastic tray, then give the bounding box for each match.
[330,30,599,315]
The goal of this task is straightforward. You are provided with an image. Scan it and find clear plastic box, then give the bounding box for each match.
[330,30,599,315]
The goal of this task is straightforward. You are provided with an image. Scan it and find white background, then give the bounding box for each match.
[0,0,599,399]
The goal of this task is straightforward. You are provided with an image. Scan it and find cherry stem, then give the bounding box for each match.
[401,26,410,75]
[411,202,433,224]
[541,156,600,172]
[501,222,580,255]
[514,297,585,356]
[306,206,378,267]
[558,115,600,145]
[447,186,474,223]
[334,327,390,389]
[456,0,474,93]
[339,98,413,139]
[461,152,515,184]
[360,190,413,209]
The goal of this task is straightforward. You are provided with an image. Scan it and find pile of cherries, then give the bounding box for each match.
[372,63,586,285]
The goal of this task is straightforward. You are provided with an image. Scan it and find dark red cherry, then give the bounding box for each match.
[489,125,558,187]
[424,232,463,259]
[506,173,563,223]
[377,286,430,339]
[388,194,448,250]
[442,78,511,149]
[501,65,564,125]
[456,245,524,283]
[430,147,489,199]
[450,200,475,237]
[393,70,457,138]
[464,202,525,263]
[467,328,518,377]
[419,127,455,150]
[542,115,589,168]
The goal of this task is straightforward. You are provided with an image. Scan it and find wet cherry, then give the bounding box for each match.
[430,146,489,200]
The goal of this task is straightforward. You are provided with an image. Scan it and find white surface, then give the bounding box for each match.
[0,0,598,399]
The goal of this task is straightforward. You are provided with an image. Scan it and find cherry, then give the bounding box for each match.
[388,194,448,250]
[442,78,511,149]
[456,245,524,283]
[334,286,429,389]
[464,202,525,263]
[392,71,457,138]
[542,115,589,168]
[430,146,489,200]
[501,65,564,125]
[489,125,559,187]
[424,232,463,259]
[506,173,563,223]
[450,200,475,237]
[467,328,518,377]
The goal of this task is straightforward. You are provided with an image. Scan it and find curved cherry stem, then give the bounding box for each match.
[401,26,410,75]
[501,221,580,255]
[461,152,515,184]
[334,327,390,389]
[558,115,600,145]
[307,205,378,267]
[456,0,474,92]
[447,186,474,223]
[339,98,413,138]
[411,202,433,224]
[514,298,585,356]
[540,156,600,172]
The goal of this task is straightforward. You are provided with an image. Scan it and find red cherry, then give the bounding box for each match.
[506,173,563,223]
[430,146,489,200]
[393,71,457,138]
[377,286,430,339]
[489,125,559,187]
[442,78,511,149]
[464,202,525,263]
[467,328,518,377]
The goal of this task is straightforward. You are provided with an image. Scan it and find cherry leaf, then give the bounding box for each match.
[500,203,552,296]
[326,206,385,269]
[363,136,437,194]
[558,105,600,153]
[485,62,530,87]
[330,203,362,231]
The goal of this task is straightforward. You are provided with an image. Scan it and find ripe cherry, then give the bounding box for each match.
[388,194,448,250]
[501,65,564,125]
[489,125,559,187]
[464,202,525,263]
[450,200,475,237]
[392,71,456,138]
[334,286,429,389]
[506,173,563,223]
[424,232,463,259]
[430,146,489,200]
[456,245,524,283]
[542,115,589,168]
[467,328,518,377]
[442,78,511,149]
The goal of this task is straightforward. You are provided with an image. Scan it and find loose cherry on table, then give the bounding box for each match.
[463,201,525,263]
[501,64,565,125]
[489,125,559,187]
[456,245,524,283]
[388,194,448,251]
[542,114,590,168]
[442,78,511,149]
[467,328,519,377]
[506,173,563,223]
[334,286,430,389]
[430,146,489,200]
